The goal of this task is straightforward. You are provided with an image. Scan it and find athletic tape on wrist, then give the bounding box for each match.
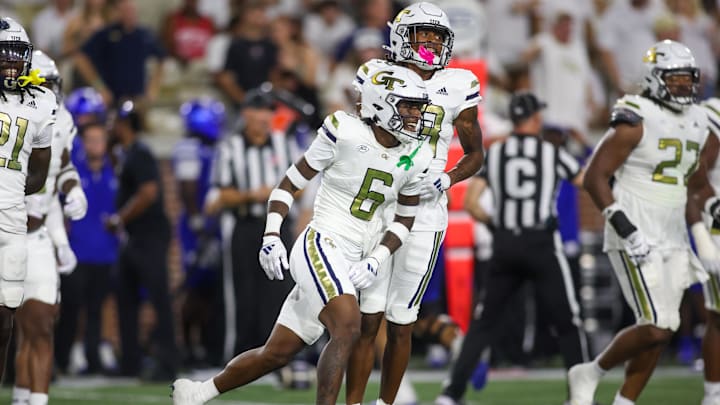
[269,188,294,209]
[286,165,309,190]
[57,168,80,188]
[264,212,284,235]
[387,221,410,243]
[369,244,391,265]
[395,203,418,217]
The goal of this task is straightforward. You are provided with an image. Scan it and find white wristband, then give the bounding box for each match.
[369,244,391,265]
[57,167,80,189]
[387,221,411,243]
[286,165,309,190]
[395,203,418,217]
[269,188,294,209]
[264,212,284,235]
[691,222,716,256]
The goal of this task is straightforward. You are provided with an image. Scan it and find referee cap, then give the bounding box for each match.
[509,91,546,124]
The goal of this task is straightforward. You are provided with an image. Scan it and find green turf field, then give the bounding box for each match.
[0,373,702,404]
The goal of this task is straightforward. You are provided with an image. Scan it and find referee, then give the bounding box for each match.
[205,88,298,361]
[437,92,590,405]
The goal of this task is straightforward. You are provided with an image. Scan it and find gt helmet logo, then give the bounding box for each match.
[371,70,406,91]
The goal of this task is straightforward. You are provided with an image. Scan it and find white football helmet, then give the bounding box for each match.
[360,65,431,143]
[32,50,62,99]
[386,2,454,71]
[0,17,32,89]
[641,40,700,108]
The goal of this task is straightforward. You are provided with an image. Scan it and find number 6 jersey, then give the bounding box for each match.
[0,90,56,217]
[604,94,709,252]
[305,111,432,252]
[354,58,481,232]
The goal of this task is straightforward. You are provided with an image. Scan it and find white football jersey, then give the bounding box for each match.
[305,111,433,253]
[25,104,77,218]
[0,89,56,211]
[354,59,481,231]
[604,95,710,251]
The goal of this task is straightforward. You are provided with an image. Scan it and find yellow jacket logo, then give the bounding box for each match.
[371,71,406,91]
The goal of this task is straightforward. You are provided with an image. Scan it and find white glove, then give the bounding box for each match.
[348,257,380,290]
[420,173,451,201]
[56,244,77,275]
[622,230,651,266]
[258,235,288,280]
[691,222,720,274]
[63,186,88,220]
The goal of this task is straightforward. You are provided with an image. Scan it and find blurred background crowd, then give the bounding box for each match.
[3,0,720,390]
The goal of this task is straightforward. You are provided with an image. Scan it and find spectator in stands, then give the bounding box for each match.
[333,0,392,64]
[484,0,539,90]
[162,0,215,65]
[63,0,113,89]
[198,0,231,32]
[106,102,178,381]
[302,0,356,61]
[75,0,166,107]
[597,0,667,93]
[31,0,75,59]
[205,88,298,359]
[56,122,118,376]
[270,15,323,123]
[205,15,240,77]
[216,1,277,107]
[668,0,719,99]
[322,27,383,115]
[523,9,594,144]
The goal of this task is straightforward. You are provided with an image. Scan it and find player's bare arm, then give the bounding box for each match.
[687,132,719,217]
[584,122,642,210]
[265,157,319,228]
[448,106,484,185]
[25,146,51,195]
[464,176,491,224]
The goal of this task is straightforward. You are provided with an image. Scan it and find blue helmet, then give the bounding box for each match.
[180,98,225,142]
[65,87,106,124]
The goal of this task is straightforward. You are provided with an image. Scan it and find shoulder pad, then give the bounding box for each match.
[609,108,643,127]
[610,96,644,127]
[355,58,390,83]
[320,111,357,143]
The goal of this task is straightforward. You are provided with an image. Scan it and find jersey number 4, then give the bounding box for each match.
[0,113,29,171]
[350,169,393,221]
[651,138,699,185]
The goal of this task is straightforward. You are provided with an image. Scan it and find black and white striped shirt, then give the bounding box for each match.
[482,133,580,231]
[211,131,300,219]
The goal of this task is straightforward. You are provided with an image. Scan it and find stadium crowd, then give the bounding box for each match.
[0,0,719,404]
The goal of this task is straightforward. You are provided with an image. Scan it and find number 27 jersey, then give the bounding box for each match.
[304,111,432,250]
[0,90,56,211]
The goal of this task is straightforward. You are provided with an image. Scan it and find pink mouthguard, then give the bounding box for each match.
[418,45,435,64]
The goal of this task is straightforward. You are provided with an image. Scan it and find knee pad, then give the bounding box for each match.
[0,243,27,308]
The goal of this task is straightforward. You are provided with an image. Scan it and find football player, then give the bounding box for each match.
[571,40,710,405]
[346,3,484,405]
[13,50,87,405]
[0,17,55,384]
[686,97,720,405]
[172,63,433,405]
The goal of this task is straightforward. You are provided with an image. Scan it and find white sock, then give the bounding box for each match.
[706,381,720,396]
[612,392,634,405]
[376,400,390,405]
[592,358,608,378]
[12,386,30,404]
[28,393,48,405]
[199,379,220,402]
